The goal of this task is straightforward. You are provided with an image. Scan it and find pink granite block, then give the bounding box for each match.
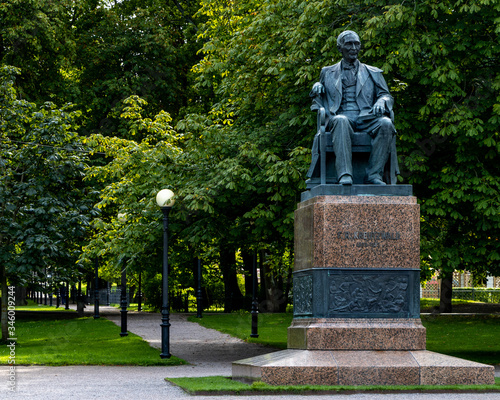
[294,196,420,271]
[232,349,495,386]
[411,350,496,385]
[230,195,494,387]
[261,351,338,386]
[262,366,338,386]
[288,318,426,350]
[232,350,297,382]
[334,350,420,386]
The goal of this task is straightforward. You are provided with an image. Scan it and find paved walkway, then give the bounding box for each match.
[101,306,275,372]
[1,305,499,399]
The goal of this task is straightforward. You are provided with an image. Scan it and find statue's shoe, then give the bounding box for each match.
[366,178,386,185]
[339,175,353,185]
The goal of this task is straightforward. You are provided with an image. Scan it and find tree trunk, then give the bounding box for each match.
[259,251,286,313]
[280,264,293,313]
[219,246,244,312]
[15,286,27,306]
[439,271,453,313]
[241,251,253,298]
[1,264,8,341]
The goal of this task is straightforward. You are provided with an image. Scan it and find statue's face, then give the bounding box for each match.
[339,33,361,63]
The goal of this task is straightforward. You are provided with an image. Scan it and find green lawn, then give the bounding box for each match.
[420,298,483,312]
[167,376,500,395]
[15,299,75,312]
[189,311,291,349]
[0,317,186,366]
[189,311,500,365]
[424,314,500,364]
[110,303,157,312]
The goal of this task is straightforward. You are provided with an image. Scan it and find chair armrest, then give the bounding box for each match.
[317,107,326,135]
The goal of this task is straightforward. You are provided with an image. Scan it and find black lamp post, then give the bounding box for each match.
[120,263,128,337]
[94,257,100,319]
[117,213,128,336]
[156,189,175,359]
[250,253,259,338]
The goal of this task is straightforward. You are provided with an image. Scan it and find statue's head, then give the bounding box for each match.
[337,30,361,63]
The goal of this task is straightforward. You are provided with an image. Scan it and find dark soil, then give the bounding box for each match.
[421,302,500,314]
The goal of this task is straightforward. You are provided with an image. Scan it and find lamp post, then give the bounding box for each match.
[250,253,259,338]
[156,188,175,359]
[118,213,128,336]
[120,262,128,336]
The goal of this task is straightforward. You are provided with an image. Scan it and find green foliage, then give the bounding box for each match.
[80,95,185,304]
[6,0,500,315]
[0,0,80,102]
[356,0,500,282]
[74,0,203,134]
[189,0,500,295]
[0,66,94,285]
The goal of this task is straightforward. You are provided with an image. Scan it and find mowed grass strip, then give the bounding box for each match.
[188,312,500,364]
[189,312,291,349]
[0,317,186,366]
[423,314,500,364]
[15,299,75,312]
[167,376,500,394]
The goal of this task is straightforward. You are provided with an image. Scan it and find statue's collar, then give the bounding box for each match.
[341,59,359,71]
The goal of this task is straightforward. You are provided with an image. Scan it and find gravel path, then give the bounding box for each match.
[101,306,276,373]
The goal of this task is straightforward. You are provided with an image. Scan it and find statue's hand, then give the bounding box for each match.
[311,82,325,96]
[372,99,386,117]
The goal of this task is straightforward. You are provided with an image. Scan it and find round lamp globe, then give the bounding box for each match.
[156,189,175,208]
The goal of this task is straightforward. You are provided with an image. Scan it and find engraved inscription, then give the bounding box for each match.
[328,274,408,314]
[294,275,313,315]
[336,231,401,240]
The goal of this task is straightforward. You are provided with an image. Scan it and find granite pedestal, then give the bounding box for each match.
[233,187,495,386]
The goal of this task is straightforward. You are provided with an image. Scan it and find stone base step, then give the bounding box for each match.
[232,349,495,386]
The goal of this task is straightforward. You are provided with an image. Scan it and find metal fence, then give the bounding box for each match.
[421,271,500,302]
[88,288,129,305]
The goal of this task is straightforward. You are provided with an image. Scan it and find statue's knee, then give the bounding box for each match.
[330,115,350,130]
[379,117,394,134]
[333,115,349,123]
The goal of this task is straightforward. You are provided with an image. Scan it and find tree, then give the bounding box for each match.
[74,0,203,135]
[64,0,500,315]
[79,96,184,306]
[0,66,94,340]
[173,0,318,311]
[358,0,500,311]
[188,0,500,312]
[0,0,80,103]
